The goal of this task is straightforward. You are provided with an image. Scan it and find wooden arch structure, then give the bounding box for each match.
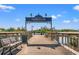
[25,14,52,33]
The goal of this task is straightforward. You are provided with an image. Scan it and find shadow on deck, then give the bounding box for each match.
[27,44,61,49]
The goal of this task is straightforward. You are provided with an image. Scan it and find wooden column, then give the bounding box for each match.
[67,35,69,46]
[56,33,59,44]
[25,19,28,44]
[73,37,75,47]
[62,34,64,44]
[25,19,27,32]
[63,35,65,45]
[72,37,74,47]
[50,21,52,40]
[65,35,66,45]
[57,34,60,44]
[68,35,71,46]
[66,36,68,45]
[71,37,73,48]
[78,35,79,48]
[75,35,78,48]
[70,36,72,46]
[17,33,19,41]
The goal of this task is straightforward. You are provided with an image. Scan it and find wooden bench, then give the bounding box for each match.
[0,37,22,55]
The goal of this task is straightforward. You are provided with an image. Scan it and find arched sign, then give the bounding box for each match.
[25,14,52,31]
[26,15,52,22]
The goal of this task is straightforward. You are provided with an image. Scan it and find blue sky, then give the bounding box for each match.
[0,4,79,30]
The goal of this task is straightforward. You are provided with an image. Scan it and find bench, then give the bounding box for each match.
[0,37,22,55]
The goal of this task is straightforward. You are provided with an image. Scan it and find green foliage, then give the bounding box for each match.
[0,27,25,32]
[0,27,79,32]
[33,28,50,33]
[6,27,15,32]
[57,29,78,32]
[0,28,5,31]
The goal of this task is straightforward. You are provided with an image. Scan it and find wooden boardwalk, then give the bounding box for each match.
[28,35,55,44]
[17,35,74,55]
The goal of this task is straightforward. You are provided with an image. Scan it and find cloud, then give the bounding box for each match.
[0,4,15,11]
[52,14,62,19]
[63,18,79,24]
[16,18,20,22]
[57,14,62,17]
[73,5,79,11]
[73,18,79,23]
[63,20,71,23]
[52,15,57,19]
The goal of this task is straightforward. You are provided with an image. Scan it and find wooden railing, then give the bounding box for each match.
[45,32,79,48]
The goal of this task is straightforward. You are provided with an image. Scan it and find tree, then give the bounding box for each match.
[16,27,25,31]
[0,28,5,31]
[21,27,25,31]
[16,27,21,31]
[7,27,15,31]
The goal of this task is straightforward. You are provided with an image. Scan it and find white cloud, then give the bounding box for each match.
[52,14,62,19]
[73,18,79,23]
[0,4,15,10]
[63,20,71,23]
[63,18,79,24]
[16,18,20,22]
[52,15,57,19]
[73,5,79,11]
[57,14,62,17]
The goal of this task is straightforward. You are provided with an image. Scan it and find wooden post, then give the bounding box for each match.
[57,33,60,44]
[17,33,18,41]
[77,37,78,48]
[62,34,63,44]
[25,19,27,32]
[67,35,69,46]
[69,35,71,46]
[76,35,78,48]
[78,35,79,48]
[65,36,66,45]
[25,19,28,44]
[66,36,67,45]
[71,37,73,48]
[50,21,52,40]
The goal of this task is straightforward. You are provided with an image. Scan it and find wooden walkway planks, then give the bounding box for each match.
[17,35,74,55]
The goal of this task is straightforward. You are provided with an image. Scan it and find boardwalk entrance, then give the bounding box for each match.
[25,14,53,41]
[16,14,78,55]
[0,32,78,55]
[17,35,74,55]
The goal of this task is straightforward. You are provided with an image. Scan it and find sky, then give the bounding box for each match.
[0,4,79,30]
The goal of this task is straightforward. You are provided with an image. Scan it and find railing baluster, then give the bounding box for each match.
[64,36,66,44]
[78,35,79,48]
[67,35,69,46]
[62,36,63,44]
